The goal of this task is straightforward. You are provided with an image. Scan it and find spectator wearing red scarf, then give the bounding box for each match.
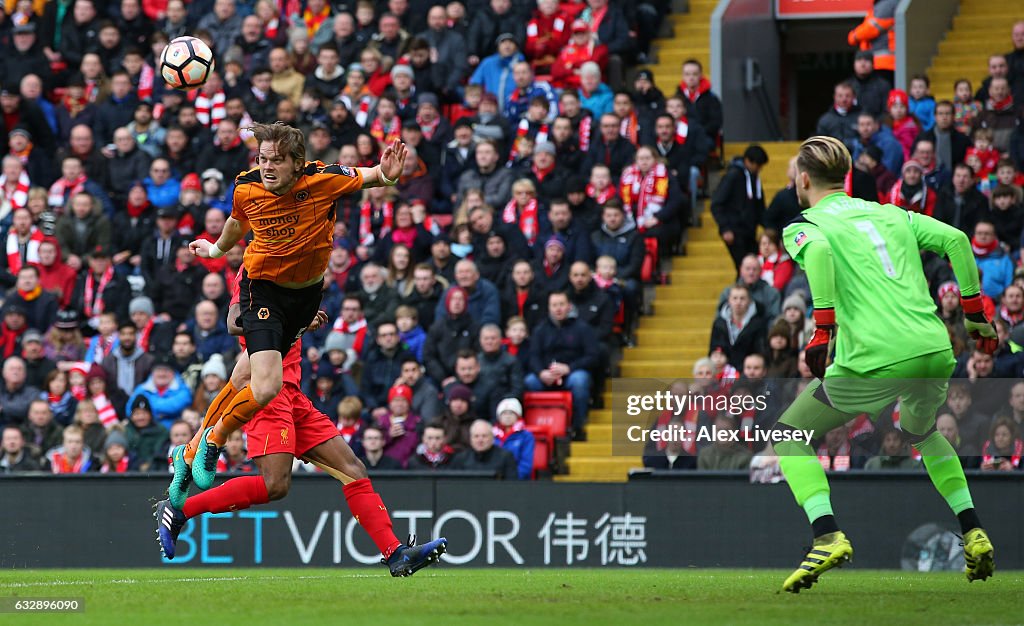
[492,397,535,479]
[372,203,433,266]
[888,160,935,216]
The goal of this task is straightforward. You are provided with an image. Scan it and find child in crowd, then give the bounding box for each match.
[593,255,624,311]
[989,185,1024,252]
[908,74,935,132]
[971,128,999,178]
[83,312,119,365]
[395,305,427,362]
[449,84,482,123]
[501,316,530,370]
[336,396,364,456]
[766,321,798,378]
[586,163,617,205]
[887,89,919,159]
[99,428,131,473]
[953,78,980,135]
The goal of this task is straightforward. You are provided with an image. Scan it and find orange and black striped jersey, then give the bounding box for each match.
[233,161,363,286]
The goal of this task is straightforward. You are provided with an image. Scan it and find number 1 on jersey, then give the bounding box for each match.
[855,221,897,278]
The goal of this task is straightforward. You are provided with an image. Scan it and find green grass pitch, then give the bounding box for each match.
[0,569,1020,625]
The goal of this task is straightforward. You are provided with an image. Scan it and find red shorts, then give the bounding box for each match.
[243,384,338,458]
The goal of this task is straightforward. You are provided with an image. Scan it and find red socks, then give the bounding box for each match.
[181,476,402,560]
[183,476,269,518]
[344,478,403,559]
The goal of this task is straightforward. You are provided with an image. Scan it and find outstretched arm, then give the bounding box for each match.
[191,215,250,259]
[907,212,980,297]
[908,212,996,351]
[357,139,408,189]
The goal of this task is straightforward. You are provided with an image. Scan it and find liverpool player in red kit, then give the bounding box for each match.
[155,269,446,577]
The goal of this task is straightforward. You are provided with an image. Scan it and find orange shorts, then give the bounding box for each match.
[243,384,338,458]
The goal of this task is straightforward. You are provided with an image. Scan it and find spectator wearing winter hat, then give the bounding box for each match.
[848,49,891,118]
[451,418,518,478]
[470,34,525,106]
[192,354,228,417]
[438,382,477,450]
[21,329,55,390]
[99,427,132,473]
[888,159,936,216]
[378,384,421,467]
[0,304,30,360]
[124,395,169,472]
[126,355,193,429]
[886,88,919,159]
[385,64,418,121]
[492,397,534,479]
[531,236,570,293]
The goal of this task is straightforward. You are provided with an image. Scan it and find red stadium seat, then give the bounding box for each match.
[524,391,571,439]
[641,237,659,283]
[531,436,550,478]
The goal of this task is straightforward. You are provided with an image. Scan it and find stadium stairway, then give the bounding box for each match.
[926,0,1019,100]
[649,0,716,91]
[557,142,799,482]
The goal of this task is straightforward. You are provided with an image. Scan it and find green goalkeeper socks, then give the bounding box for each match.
[777,438,835,524]
[916,430,975,514]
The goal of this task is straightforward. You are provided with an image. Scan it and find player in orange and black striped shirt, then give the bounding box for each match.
[187,122,408,487]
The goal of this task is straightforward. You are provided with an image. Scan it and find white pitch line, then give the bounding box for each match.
[0,574,376,588]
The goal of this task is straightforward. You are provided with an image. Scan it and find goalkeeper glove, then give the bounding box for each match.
[804,308,835,379]
[962,293,998,354]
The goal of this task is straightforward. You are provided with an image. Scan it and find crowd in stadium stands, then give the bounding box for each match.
[0,1,1020,479]
[642,22,1024,474]
[0,0,712,478]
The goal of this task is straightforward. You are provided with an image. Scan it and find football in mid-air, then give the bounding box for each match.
[159,36,214,90]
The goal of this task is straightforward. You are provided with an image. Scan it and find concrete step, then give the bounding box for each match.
[570,441,614,456]
[950,14,1022,31]
[640,312,717,327]
[620,361,703,378]
[626,348,708,362]
[588,408,612,424]
[585,423,614,442]
[948,4,1024,15]
[634,326,713,342]
[564,457,641,481]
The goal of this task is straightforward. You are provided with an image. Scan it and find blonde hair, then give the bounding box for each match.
[797,136,851,188]
[338,396,364,421]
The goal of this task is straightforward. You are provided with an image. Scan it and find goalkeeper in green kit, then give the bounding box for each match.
[774,136,997,594]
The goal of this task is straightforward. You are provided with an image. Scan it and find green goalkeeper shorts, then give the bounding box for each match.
[818,348,956,434]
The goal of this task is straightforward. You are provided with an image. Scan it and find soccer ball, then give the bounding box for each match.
[159,36,215,90]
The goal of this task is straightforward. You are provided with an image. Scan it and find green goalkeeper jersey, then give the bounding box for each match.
[783,192,981,374]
